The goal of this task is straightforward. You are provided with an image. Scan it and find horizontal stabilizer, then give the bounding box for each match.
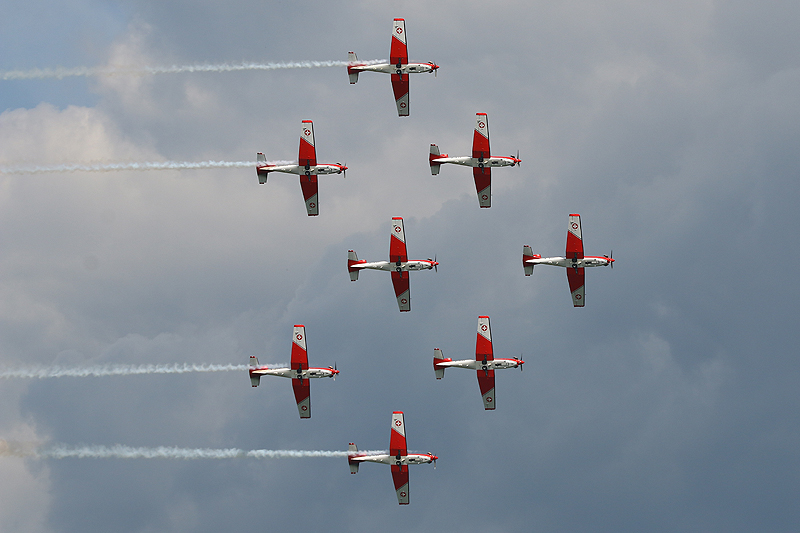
[348,443,360,474]
[249,355,260,387]
[429,144,441,175]
[256,153,268,184]
[347,52,359,84]
[433,348,446,379]
[523,245,535,276]
[347,250,361,281]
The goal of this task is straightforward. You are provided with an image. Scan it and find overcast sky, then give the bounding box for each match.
[1,1,799,531]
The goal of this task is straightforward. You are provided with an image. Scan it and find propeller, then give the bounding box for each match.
[427,255,438,272]
[429,61,439,76]
[429,452,437,468]
[603,250,614,268]
[516,354,525,371]
[328,362,338,380]
[336,162,348,178]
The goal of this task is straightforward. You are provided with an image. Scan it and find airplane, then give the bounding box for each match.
[522,213,614,307]
[433,316,523,410]
[347,411,438,505]
[429,112,521,208]
[256,120,347,216]
[248,325,339,419]
[347,217,438,312]
[347,18,439,116]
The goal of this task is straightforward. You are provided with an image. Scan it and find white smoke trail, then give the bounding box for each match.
[0,441,384,460]
[0,160,294,175]
[0,59,387,81]
[0,362,284,380]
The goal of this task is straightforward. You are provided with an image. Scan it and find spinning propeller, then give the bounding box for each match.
[603,250,614,268]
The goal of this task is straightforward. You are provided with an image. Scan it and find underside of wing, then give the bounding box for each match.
[472,167,491,208]
[472,113,490,159]
[477,371,496,410]
[391,74,410,116]
[292,378,311,418]
[390,19,408,66]
[390,411,408,456]
[391,271,411,312]
[389,217,408,263]
[391,466,410,505]
[566,267,586,307]
[566,213,584,259]
[299,175,319,216]
[298,120,317,167]
[291,325,309,370]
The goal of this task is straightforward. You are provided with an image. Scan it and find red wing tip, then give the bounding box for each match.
[294,324,304,328]
[569,213,580,217]
[392,217,403,221]
[478,315,489,319]
[302,120,313,124]
[392,411,404,415]
[394,18,405,21]
[476,112,487,116]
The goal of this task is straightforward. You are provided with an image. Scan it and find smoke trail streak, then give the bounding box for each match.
[1,59,387,81]
[0,441,384,460]
[0,160,294,175]
[0,363,282,379]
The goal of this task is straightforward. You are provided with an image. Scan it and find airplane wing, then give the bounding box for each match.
[389,217,408,263]
[472,113,490,159]
[391,271,411,312]
[298,120,317,167]
[291,325,311,418]
[566,213,584,259]
[298,120,319,216]
[472,114,492,207]
[391,74,410,116]
[475,316,496,409]
[390,19,408,66]
[389,411,410,504]
[300,175,319,216]
[565,214,585,307]
[473,167,492,208]
[566,267,585,307]
[390,19,409,116]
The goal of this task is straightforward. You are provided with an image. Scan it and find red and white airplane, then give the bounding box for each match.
[347,18,439,117]
[347,217,438,312]
[256,120,347,216]
[347,411,437,505]
[248,325,339,419]
[433,316,523,410]
[429,113,521,208]
[523,214,614,307]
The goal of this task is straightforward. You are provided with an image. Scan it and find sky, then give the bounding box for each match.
[1,0,799,531]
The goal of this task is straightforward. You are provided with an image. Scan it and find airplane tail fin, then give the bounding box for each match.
[429,144,441,175]
[347,52,360,84]
[347,250,361,281]
[433,348,447,379]
[256,153,268,184]
[523,245,535,276]
[249,356,261,387]
[348,443,360,474]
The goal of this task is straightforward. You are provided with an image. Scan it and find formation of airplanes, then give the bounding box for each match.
[246,19,616,505]
[433,316,523,410]
[347,217,438,312]
[347,411,437,504]
[347,18,439,116]
[430,113,521,207]
[523,214,614,307]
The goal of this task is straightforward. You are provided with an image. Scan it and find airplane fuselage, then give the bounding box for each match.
[349,452,436,467]
[436,358,522,371]
[430,155,519,169]
[526,255,613,269]
[257,163,346,176]
[249,366,338,380]
[352,260,437,273]
[349,62,438,76]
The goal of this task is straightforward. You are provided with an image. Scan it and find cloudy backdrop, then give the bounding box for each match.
[1,0,799,531]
